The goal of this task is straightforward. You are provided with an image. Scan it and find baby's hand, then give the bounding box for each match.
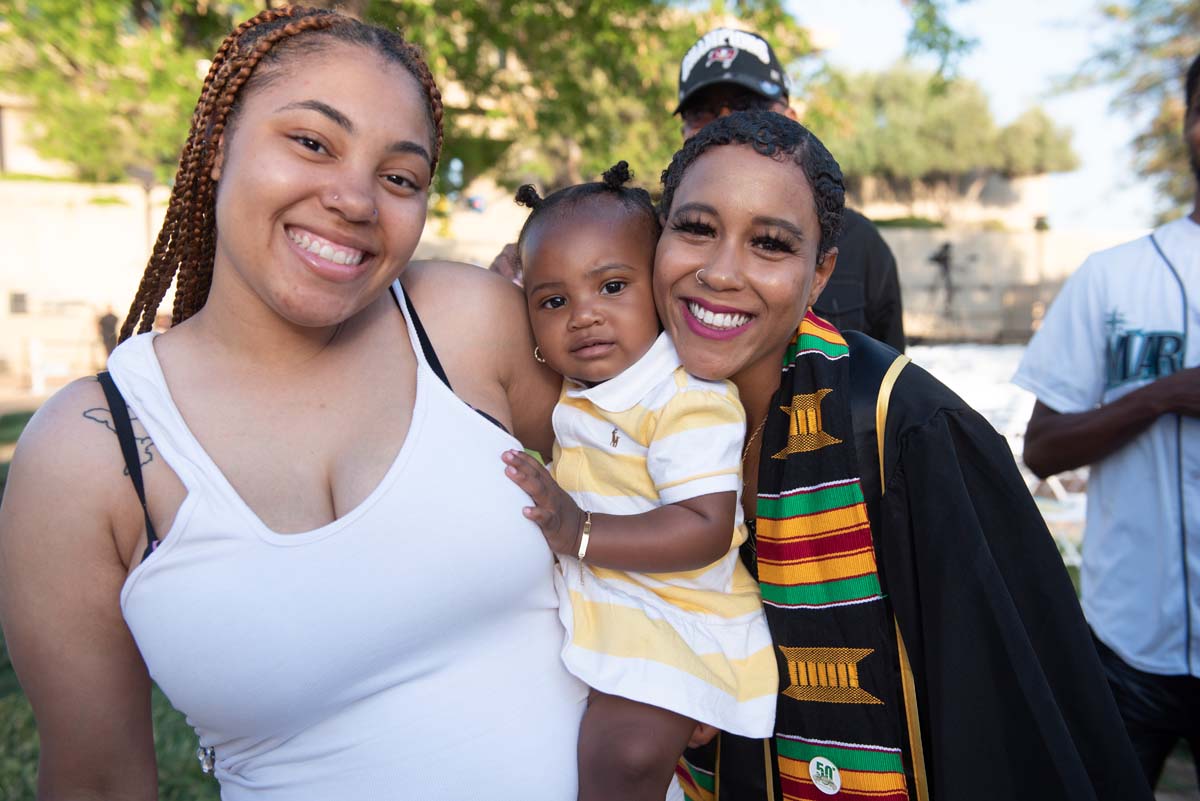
[502,450,585,556]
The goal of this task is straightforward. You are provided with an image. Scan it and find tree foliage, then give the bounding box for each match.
[1076,0,1199,218]
[0,0,1066,197]
[0,0,258,182]
[804,64,1077,196]
[997,107,1081,177]
[363,0,812,190]
[0,0,812,190]
[900,0,977,77]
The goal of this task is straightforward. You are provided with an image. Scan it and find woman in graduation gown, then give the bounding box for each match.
[657,110,1153,801]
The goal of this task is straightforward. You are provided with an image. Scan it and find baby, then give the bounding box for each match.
[501,162,777,801]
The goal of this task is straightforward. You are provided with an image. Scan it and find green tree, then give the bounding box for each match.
[901,0,977,77]
[996,107,1080,177]
[0,0,813,191]
[804,64,1076,211]
[361,0,813,191]
[0,0,988,194]
[0,1,258,183]
[1076,0,1199,219]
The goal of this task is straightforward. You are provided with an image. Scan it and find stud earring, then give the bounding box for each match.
[534,346,546,363]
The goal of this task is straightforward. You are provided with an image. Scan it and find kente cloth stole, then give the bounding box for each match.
[753,311,909,801]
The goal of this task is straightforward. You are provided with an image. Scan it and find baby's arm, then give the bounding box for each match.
[502,449,735,572]
[502,382,745,572]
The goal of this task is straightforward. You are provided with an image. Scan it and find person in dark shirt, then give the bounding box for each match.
[673,28,905,351]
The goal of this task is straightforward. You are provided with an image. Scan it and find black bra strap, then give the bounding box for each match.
[391,285,511,435]
[394,287,452,391]
[97,371,160,560]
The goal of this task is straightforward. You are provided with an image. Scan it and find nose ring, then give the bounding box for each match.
[695,268,708,287]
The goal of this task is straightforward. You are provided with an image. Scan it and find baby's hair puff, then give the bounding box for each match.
[514,161,661,279]
[514,184,544,210]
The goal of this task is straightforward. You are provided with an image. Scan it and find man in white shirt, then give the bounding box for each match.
[1013,52,1200,791]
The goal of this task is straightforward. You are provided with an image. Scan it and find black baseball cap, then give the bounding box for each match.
[675,28,790,114]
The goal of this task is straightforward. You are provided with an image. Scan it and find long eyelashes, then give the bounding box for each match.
[670,216,714,236]
[672,215,798,254]
[752,229,799,254]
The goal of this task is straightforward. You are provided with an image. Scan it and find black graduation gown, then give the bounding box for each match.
[696,336,1154,801]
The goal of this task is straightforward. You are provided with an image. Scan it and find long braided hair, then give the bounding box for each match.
[119,5,444,342]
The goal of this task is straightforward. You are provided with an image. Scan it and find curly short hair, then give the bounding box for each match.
[658,110,845,258]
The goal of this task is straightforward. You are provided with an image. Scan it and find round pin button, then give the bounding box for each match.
[809,755,842,795]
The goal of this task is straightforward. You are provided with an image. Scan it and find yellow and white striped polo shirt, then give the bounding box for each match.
[550,332,778,737]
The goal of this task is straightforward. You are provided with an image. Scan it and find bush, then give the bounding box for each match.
[0,694,38,801]
[0,412,33,446]
[872,216,945,229]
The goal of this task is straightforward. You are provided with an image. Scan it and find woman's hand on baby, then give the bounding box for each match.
[502,450,585,556]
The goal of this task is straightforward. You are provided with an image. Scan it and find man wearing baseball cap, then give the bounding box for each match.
[674,28,906,352]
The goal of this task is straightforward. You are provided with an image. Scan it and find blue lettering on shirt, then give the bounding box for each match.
[1105,310,1185,389]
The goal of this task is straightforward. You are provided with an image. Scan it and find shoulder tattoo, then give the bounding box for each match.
[82,406,158,476]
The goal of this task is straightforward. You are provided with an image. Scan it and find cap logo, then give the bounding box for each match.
[705,46,739,70]
[680,28,773,83]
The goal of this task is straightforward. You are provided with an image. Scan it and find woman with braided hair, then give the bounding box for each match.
[0,7,585,799]
[656,111,1153,801]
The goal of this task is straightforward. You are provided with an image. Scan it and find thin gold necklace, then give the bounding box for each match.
[742,415,768,464]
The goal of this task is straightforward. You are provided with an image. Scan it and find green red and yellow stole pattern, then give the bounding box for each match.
[776,734,908,801]
[677,754,717,801]
[756,316,883,612]
[754,312,909,801]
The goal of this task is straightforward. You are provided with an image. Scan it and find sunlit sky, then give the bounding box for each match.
[786,0,1163,230]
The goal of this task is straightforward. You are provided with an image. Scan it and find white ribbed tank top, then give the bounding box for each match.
[113,283,586,800]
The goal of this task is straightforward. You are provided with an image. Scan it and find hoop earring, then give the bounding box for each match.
[695,269,708,287]
[534,346,546,364]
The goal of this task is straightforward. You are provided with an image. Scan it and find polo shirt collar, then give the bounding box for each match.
[566,332,678,413]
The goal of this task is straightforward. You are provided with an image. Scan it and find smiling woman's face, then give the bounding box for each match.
[653,144,836,385]
[210,42,434,329]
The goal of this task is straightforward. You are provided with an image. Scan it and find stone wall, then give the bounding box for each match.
[880,226,1145,342]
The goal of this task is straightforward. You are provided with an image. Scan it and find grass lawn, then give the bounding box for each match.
[0,412,33,446]
[0,411,34,502]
